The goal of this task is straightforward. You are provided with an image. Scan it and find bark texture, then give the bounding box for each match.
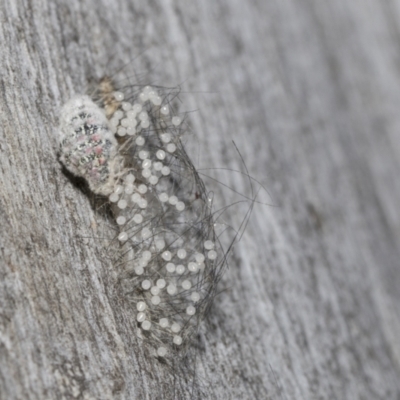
[1,0,400,399]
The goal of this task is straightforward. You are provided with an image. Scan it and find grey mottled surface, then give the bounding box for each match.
[1,0,400,399]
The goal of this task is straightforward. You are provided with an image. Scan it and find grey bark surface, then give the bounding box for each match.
[1,0,400,399]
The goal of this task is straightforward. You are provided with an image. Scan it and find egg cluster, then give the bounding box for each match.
[58,84,222,358]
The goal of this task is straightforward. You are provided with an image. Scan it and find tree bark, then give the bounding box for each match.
[1,0,400,399]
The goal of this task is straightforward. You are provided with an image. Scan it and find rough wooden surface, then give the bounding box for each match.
[1,0,400,399]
